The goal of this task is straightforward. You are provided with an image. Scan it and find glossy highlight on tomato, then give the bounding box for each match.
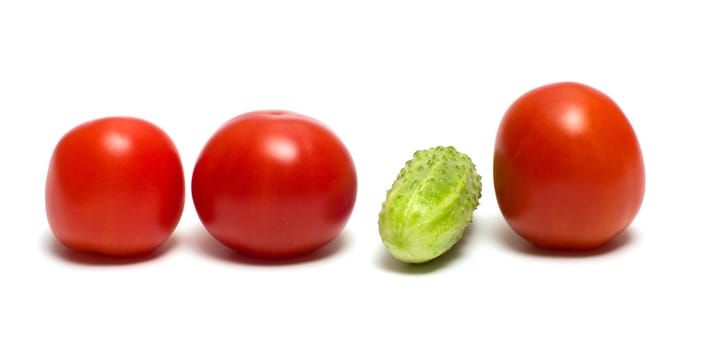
[493,82,645,250]
[191,110,357,259]
[45,117,185,256]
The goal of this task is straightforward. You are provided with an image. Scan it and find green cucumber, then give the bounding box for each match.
[378,146,482,263]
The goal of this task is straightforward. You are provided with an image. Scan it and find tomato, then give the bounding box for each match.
[191,110,357,259]
[45,117,185,257]
[493,82,645,250]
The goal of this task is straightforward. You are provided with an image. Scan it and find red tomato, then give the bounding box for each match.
[191,110,357,259]
[494,82,645,250]
[46,117,185,257]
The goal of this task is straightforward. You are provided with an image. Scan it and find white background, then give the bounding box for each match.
[2,0,722,349]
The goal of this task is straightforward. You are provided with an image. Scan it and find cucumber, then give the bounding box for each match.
[378,146,482,263]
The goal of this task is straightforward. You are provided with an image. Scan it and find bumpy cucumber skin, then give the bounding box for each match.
[379,146,482,263]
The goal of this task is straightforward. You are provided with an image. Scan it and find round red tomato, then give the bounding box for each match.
[493,82,645,250]
[46,117,185,257]
[191,110,357,259]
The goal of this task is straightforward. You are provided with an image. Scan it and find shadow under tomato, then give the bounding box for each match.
[187,224,350,266]
[375,220,479,274]
[43,230,179,265]
[493,219,637,258]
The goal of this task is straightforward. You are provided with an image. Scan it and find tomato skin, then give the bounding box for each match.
[191,110,357,259]
[45,117,185,257]
[494,82,645,250]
